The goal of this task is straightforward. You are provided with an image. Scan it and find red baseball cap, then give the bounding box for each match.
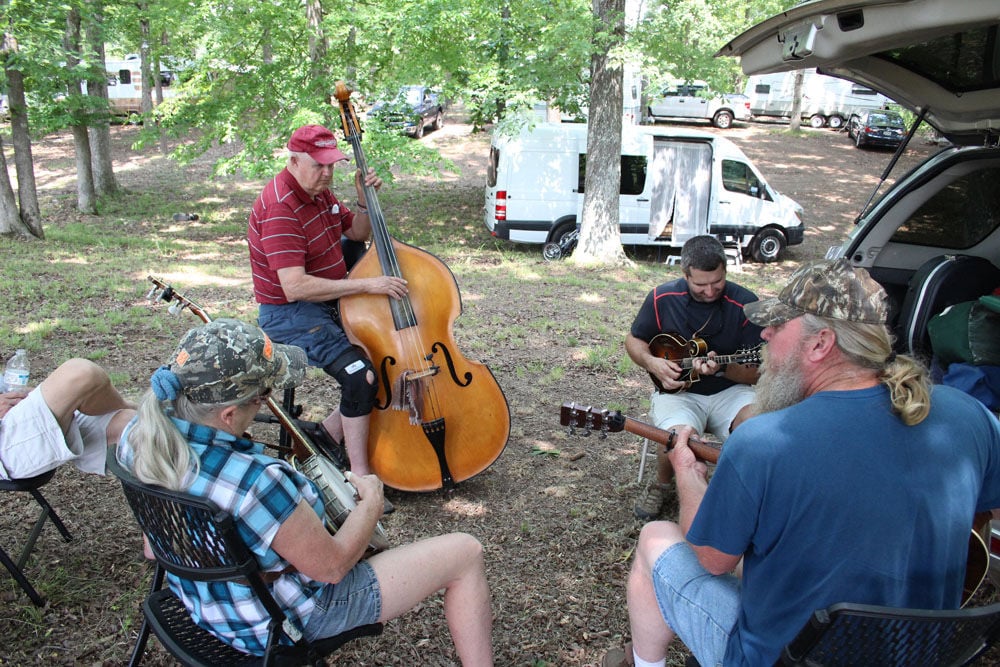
[287,124,348,165]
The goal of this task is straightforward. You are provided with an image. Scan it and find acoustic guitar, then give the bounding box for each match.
[558,402,722,464]
[648,333,762,393]
[558,401,990,606]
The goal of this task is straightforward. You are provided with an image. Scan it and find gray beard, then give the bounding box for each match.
[753,349,808,415]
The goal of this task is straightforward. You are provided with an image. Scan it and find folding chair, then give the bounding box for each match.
[108,456,382,666]
[779,600,1000,666]
[683,600,1000,667]
[0,469,73,606]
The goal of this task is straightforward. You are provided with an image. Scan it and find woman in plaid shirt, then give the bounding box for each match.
[117,319,494,664]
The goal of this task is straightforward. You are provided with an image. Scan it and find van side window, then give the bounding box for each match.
[118,69,132,85]
[487,146,499,188]
[890,168,1000,248]
[754,84,770,94]
[721,159,771,200]
[577,154,647,195]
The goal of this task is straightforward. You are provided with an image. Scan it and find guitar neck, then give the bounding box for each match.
[621,417,722,464]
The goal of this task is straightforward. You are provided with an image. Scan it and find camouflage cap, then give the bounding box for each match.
[744,259,888,327]
[168,319,307,404]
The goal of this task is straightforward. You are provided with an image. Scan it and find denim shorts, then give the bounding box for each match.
[649,383,754,441]
[258,301,353,369]
[652,541,740,667]
[302,560,382,641]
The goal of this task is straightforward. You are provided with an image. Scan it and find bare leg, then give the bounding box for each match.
[321,409,344,444]
[368,533,493,666]
[627,521,685,663]
[341,413,370,475]
[38,359,134,435]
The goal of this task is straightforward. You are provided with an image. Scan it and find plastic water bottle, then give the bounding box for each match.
[3,349,30,393]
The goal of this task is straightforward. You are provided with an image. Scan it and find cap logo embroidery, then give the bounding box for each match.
[314,139,338,147]
[175,349,191,366]
[262,334,274,360]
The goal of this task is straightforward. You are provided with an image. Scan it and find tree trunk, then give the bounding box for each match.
[85,8,119,197]
[0,135,31,237]
[572,0,628,266]
[65,7,97,214]
[5,67,43,238]
[789,69,805,131]
[139,8,153,116]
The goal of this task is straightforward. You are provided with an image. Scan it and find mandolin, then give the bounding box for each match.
[648,332,762,393]
[558,401,722,464]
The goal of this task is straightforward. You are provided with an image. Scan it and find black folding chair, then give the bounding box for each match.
[779,600,1000,666]
[108,456,381,666]
[0,469,73,606]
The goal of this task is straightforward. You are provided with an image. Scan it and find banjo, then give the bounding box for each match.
[146,275,389,553]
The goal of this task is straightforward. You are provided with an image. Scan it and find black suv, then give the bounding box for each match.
[368,85,445,139]
[847,109,907,150]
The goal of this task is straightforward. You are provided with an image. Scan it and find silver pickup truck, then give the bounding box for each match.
[646,81,750,129]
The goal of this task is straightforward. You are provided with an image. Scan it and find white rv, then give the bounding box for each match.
[103,58,179,116]
[744,68,890,128]
[483,123,804,262]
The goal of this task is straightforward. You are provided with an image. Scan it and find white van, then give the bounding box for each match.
[744,68,890,129]
[483,123,803,262]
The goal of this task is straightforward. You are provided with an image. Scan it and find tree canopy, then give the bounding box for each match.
[0,0,797,242]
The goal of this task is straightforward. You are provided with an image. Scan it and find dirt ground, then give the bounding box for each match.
[0,116,962,666]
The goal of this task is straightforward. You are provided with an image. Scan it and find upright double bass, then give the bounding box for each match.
[334,82,510,492]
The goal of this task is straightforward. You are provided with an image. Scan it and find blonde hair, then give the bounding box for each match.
[801,314,932,425]
[128,390,254,490]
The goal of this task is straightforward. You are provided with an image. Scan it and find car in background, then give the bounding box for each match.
[846,109,907,149]
[646,80,750,129]
[367,85,445,138]
[719,0,1000,586]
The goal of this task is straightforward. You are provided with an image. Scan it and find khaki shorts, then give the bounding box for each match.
[0,388,115,480]
[649,384,755,441]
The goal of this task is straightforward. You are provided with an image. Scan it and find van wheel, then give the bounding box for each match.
[750,229,785,263]
[550,222,576,246]
[432,111,444,131]
[809,115,826,129]
[414,121,425,139]
[827,115,844,130]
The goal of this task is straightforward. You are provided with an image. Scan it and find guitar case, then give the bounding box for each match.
[895,255,1000,362]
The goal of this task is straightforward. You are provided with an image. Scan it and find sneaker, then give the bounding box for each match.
[634,482,670,520]
[601,642,634,667]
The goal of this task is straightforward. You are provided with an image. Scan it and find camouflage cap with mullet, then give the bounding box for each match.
[167,319,307,404]
[744,259,888,328]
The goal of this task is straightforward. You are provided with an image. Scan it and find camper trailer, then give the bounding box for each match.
[483,123,803,262]
[744,68,890,128]
[103,57,178,116]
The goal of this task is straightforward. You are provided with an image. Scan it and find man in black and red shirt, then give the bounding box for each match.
[625,236,762,520]
[247,124,406,480]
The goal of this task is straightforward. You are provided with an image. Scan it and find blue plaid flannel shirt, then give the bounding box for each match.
[118,416,327,655]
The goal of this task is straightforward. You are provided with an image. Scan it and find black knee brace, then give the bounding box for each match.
[324,348,378,418]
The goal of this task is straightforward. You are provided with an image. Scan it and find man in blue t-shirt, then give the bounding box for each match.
[604,259,1000,667]
[625,235,762,520]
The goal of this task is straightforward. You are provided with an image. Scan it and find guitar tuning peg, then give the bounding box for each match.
[168,303,185,316]
[145,285,158,301]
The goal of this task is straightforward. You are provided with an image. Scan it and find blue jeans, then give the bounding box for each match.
[652,542,740,667]
[302,560,382,641]
[258,301,353,369]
